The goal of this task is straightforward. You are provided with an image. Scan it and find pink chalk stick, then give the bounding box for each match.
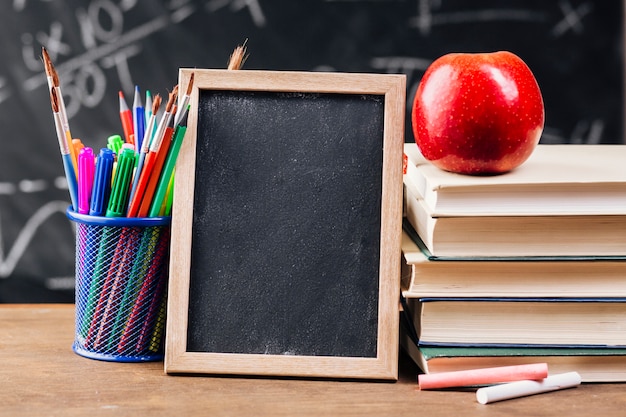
[418,363,549,390]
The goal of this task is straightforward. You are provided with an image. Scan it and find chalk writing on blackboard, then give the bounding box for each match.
[0,200,69,278]
[20,0,197,118]
[551,1,593,38]
[0,0,621,303]
[206,0,266,27]
[410,3,547,36]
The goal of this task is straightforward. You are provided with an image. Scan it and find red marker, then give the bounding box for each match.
[119,91,134,146]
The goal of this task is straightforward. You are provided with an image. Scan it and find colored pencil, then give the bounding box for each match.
[133,85,145,151]
[117,227,167,353]
[134,230,169,352]
[149,294,168,353]
[163,173,175,216]
[129,94,161,205]
[148,112,188,217]
[127,86,178,217]
[137,113,175,218]
[118,91,134,146]
[144,90,153,124]
[109,225,155,352]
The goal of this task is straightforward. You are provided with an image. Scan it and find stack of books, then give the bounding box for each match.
[400,143,626,382]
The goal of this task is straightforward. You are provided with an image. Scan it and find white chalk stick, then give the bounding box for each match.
[476,372,582,404]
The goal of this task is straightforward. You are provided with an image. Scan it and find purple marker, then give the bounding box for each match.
[77,147,95,215]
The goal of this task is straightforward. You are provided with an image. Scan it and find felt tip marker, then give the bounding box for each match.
[89,148,115,216]
[107,135,124,156]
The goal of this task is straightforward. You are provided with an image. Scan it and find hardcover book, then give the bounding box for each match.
[406,297,626,347]
[404,143,626,217]
[401,226,626,298]
[404,187,626,257]
[400,329,626,383]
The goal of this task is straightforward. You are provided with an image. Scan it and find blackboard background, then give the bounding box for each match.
[0,0,622,302]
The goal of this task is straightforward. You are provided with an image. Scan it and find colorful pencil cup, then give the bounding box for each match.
[67,209,171,362]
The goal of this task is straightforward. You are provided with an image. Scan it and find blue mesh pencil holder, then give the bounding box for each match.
[67,209,171,362]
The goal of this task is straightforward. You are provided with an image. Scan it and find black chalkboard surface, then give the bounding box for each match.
[0,1,623,302]
[165,69,405,379]
[187,90,384,358]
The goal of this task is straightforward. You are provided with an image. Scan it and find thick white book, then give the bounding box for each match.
[404,143,626,216]
[403,186,626,257]
[400,227,626,298]
[407,297,626,347]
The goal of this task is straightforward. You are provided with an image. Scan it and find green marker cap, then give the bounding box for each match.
[106,147,136,217]
[107,135,124,155]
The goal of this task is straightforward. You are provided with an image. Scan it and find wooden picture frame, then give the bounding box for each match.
[165,69,405,379]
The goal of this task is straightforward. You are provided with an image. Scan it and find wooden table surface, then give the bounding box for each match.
[1,304,625,416]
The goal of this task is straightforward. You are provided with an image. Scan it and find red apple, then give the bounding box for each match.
[411,51,544,175]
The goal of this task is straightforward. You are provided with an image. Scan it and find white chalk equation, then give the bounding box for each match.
[0,0,619,299]
[0,200,71,279]
[410,0,593,38]
[20,0,197,119]
[1,0,264,293]
[327,0,592,37]
[0,177,68,196]
[0,77,10,105]
[0,175,71,282]
[14,0,265,118]
[363,1,608,145]
[551,0,593,38]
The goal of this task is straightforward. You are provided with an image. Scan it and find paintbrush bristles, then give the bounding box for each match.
[152,94,162,115]
[185,73,195,95]
[164,85,178,113]
[42,47,60,86]
[228,42,248,70]
[49,87,59,113]
[42,47,52,76]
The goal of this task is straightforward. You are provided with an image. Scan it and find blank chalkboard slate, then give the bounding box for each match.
[165,69,405,379]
